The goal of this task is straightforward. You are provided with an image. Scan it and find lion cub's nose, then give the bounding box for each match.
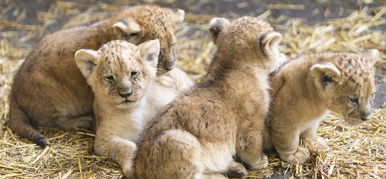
[164,60,176,70]
[360,111,371,121]
[118,87,133,98]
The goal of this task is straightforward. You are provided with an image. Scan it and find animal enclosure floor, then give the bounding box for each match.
[0,0,385,178]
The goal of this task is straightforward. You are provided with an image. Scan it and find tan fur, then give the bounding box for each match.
[130,17,286,179]
[8,5,185,147]
[74,40,193,177]
[267,50,379,164]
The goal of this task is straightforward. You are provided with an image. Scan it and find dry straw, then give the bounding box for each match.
[0,1,385,178]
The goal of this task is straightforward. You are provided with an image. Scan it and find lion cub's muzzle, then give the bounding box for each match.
[359,111,371,121]
[158,49,176,72]
[118,86,133,99]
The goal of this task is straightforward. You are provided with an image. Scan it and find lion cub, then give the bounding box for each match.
[74,40,193,176]
[129,17,286,179]
[8,5,185,147]
[268,50,379,164]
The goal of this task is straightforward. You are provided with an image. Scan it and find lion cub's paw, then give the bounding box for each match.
[227,162,248,178]
[122,167,131,177]
[247,154,269,170]
[280,147,310,164]
[62,116,94,130]
[305,136,330,151]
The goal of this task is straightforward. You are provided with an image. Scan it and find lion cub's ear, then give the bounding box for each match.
[74,49,100,79]
[113,18,141,40]
[138,39,160,68]
[260,31,283,61]
[362,49,380,66]
[209,17,230,45]
[310,62,341,90]
[172,9,185,24]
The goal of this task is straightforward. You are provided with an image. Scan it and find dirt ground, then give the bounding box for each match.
[0,0,385,178]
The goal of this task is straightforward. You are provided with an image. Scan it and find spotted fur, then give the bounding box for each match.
[266,50,379,164]
[75,40,193,177]
[8,5,185,147]
[130,17,286,179]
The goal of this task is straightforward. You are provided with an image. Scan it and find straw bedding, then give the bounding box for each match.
[0,1,385,178]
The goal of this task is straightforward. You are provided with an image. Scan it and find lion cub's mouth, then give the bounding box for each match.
[120,99,136,104]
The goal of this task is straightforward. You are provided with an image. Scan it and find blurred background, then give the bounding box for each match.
[1,0,385,107]
[2,0,386,47]
[0,0,385,178]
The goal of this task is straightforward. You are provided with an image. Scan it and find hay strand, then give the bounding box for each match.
[0,1,384,178]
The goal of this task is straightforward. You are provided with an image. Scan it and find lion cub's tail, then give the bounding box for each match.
[8,95,47,147]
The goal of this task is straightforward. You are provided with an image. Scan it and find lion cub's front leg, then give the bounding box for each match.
[271,126,310,164]
[94,126,137,176]
[236,126,268,169]
[301,121,329,151]
[227,161,248,178]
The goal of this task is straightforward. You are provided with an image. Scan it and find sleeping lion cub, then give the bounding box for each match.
[8,5,185,147]
[74,40,193,177]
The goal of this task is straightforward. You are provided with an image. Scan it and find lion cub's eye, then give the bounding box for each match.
[131,71,140,78]
[104,75,115,83]
[124,33,139,39]
[349,97,359,105]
